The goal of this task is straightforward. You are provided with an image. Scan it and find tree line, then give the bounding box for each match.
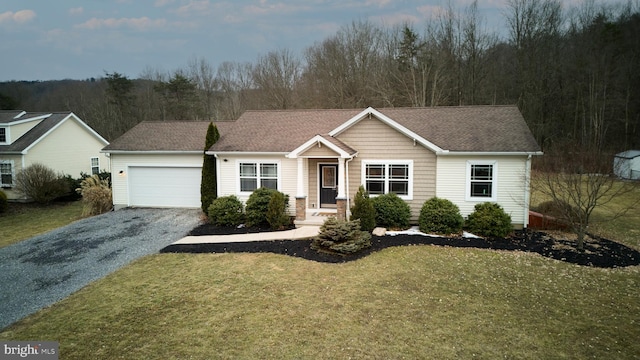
[0,0,638,153]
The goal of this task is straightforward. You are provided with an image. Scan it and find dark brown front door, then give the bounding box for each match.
[319,164,338,208]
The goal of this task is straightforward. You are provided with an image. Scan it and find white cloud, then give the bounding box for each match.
[75,17,168,31]
[0,9,36,24]
[171,0,212,16]
[69,7,83,16]
[155,0,176,7]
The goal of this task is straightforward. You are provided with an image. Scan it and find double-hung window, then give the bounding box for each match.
[239,162,279,193]
[0,161,14,188]
[362,160,413,200]
[467,161,497,201]
[90,157,100,175]
[0,128,6,143]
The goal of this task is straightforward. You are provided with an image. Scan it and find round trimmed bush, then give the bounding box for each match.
[465,202,513,238]
[245,187,289,227]
[208,195,244,227]
[0,190,8,213]
[419,197,463,235]
[372,192,411,230]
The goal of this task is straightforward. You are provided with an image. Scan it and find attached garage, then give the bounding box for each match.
[128,166,202,207]
[102,121,231,210]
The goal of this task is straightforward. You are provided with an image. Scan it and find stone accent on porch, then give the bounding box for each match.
[336,198,347,220]
[295,196,306,221]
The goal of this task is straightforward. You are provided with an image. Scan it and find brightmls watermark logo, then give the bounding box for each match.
[1,342,58,359]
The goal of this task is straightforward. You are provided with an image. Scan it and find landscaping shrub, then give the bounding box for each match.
[266,191,291,230]
[533,200,579,221]
[350,185,376,232]
[0,190,7,213]
[465,202,513,238]
[419,197,464,235]
[372,192,411,229]
[15,163,70,204]
[208,195,244,227]
[245,187,289,227]
[76,175,112,216]
[311,217,371,255]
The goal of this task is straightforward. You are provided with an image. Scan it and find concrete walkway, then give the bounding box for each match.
[173,226,321,244]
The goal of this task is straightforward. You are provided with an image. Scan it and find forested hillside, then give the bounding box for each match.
[0,0,638,153]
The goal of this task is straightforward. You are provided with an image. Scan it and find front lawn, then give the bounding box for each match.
[0,201,84,248]
[1,247,639,359]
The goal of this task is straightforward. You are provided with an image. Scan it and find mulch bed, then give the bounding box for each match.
[161,223,640,268]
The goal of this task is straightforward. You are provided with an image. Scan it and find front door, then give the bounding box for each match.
[319,164,338,208]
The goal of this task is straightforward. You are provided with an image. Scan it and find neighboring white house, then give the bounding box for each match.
[207,106,543,228]
[0,110,110,201]
[614,150,640,180]
[102,121,231,209]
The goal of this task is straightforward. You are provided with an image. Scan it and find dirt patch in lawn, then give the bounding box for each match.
[163,224,640,268]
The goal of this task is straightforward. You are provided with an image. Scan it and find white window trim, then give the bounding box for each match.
[0,160,15,188]
[361,160,413,200]
[465,160,498,202]
[0,127,8,144]
[236,159,282,196]
[90,157,100,175]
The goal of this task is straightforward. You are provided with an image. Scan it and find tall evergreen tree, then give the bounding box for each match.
[201,122,220,213]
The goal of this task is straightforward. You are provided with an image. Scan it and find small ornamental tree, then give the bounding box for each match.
[419,197,464,235]
[350,185,376,232]
[201,122,220,213]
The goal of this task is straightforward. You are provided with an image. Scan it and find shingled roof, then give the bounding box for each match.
[209,106,541,154]
[0,112,105,154]
[103,121,233,152]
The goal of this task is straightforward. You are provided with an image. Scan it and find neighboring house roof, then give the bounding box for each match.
[615,150,640,159]
[0,111,108,155]
[103,121,233,153]
[209,106,541,154]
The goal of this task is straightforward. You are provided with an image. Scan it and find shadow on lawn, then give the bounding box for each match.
[161,224,640,268]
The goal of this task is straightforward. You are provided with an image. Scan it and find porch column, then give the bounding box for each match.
[336,157,347,220]
[295,157,306,221]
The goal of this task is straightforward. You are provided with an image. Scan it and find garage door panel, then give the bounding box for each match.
[129,166,201,208]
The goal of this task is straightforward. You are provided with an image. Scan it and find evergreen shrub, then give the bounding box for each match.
[372,192,411,229]
[266,191,290,230]
[350,185,376,232]
[208,195,244,227]
[465,202,513,238]
[311,217,371,255]
[245,187,289,227]
[419,197,464,235]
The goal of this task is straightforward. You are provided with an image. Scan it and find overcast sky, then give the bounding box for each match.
[1,0,584,81]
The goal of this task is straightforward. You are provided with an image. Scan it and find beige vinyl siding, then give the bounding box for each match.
[26,118,109,177]
[436,155,529,226]
[217,154,297,216]
[337,117,437,223]
[301,143,339,157]
[110,153,202,208]
[10,120,42,143]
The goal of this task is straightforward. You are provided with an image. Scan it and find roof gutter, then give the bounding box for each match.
[437,151,544,156]
[101,150,204,155]
[206,151,289,156]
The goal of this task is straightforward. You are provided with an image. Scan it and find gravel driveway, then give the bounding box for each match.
[0,208,202,330]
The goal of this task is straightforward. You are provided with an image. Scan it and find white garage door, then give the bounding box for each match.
[129,166,202,208]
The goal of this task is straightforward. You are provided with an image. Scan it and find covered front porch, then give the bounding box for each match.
[287,135,357,226]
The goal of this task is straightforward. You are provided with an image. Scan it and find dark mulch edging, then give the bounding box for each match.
[162,227,640,268]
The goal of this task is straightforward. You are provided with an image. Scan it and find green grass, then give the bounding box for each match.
[1,248,639,359]
[0,201,84,248]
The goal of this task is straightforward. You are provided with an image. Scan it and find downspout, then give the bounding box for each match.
[524,154,532,228]
[345,156,353,219]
